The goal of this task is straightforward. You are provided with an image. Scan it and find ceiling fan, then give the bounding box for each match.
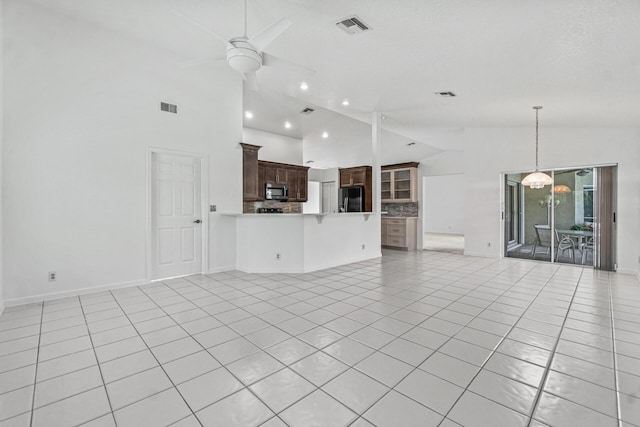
[173,0,314,91]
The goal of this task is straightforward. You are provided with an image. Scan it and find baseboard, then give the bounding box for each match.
[303,253,382,273]
[463,251,496,258]
[207,265,237,274]
[236,253,383,275]
[616,268,638,276]
[4,278,147,307]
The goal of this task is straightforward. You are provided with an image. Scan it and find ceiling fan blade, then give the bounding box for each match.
[244,71,259,92]
[262,52,315,75]
[248,17,292,52]
[179,56,226,69]
[172,10,232,48]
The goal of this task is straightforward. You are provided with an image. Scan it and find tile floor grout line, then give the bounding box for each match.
[77,296,119,427]
[608,273,623,427]
[349,260,547,425]
[524,268,585,427]
[437,263,568,426]
[28,302,44,427]
[108,289,206,427]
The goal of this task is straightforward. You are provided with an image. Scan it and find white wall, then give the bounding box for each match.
[3,1,242,304]
[242,127,303,165]
[0,0,4,314]
[463,128,640,274]
[303,182,321,214]
[424,174,465,234]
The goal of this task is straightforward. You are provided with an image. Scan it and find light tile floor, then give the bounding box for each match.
[1,250,639,427]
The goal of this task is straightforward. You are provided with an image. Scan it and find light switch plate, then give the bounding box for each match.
[210,205,217,212]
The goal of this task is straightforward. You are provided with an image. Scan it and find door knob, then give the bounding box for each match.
[193,219,201,224]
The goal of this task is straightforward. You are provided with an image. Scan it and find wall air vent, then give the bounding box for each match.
[160,102,178,114]
[300,107,315,115]
[335,15,371,35]
[434,91,456,97]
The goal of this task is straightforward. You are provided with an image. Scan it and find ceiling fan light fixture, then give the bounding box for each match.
[522,106,553,189]
[226,41,262,74]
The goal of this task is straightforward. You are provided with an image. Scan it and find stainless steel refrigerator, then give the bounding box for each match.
[339,187,365,212]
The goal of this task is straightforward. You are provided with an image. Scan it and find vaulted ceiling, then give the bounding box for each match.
[25,0,640,165]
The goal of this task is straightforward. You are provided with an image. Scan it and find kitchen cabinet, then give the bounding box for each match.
[259,160,309,202]
[381,162,419,202]
[240,143,261,201]
[381,217,418,250]
[339,166,372,212]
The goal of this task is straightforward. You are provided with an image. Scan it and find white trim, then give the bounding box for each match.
[236,253,382,274]
[146,147,209,282]
[207,265,236,274]
[616,268,638,276]
[4,278,147,307]
[0,303,5,317]
[464,251,496,258]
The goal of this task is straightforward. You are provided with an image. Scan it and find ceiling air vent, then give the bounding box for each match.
[160,102,178,114]
[434,91,456,98]
[300,107,315,115]
[335,15,370,35]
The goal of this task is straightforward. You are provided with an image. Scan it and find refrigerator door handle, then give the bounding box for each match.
[344,197,349,212]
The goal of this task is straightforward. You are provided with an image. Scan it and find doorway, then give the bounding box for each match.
[503,165,617,270]
[149,150,206,280]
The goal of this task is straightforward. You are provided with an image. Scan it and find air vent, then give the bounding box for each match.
[335,15,371,35]
[434,91,456,97]
[300,107,315,115]
[160,102,178,114]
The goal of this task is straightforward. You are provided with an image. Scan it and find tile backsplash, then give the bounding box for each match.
[243,201,302,213]
[382,202,418,217]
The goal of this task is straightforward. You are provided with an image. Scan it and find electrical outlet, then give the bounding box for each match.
[487,242,491,247]
[362,244,365,250]
[276,253,281,260]
[48,271,56,282]
[210,205,217,212]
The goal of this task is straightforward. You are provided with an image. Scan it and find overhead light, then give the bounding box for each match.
[322,131,329,139]
[284,121,292,129]
[342,99,350,106]
[521,106,553,189]
[381,115,387,120]
[300,82,308,91]
[554,185,572,193]
[244,110,253,119]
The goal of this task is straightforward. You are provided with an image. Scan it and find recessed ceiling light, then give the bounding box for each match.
[300,82,308,91]
[381,115,387,120]
[284,121,292,129]
[244,110,253,119]
[322,131,329,139]
[342,99,350,106]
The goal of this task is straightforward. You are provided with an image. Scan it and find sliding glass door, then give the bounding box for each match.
[504,165,617,271]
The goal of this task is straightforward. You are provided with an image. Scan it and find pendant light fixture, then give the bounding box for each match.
[521,106,553,189]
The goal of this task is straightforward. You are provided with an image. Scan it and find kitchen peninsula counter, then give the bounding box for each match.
[229,212,382,273]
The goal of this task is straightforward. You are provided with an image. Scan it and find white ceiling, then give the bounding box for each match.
[27,0,640,162]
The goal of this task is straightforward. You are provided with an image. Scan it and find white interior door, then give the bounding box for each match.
[322,181,337,213]
[152,153,202,279]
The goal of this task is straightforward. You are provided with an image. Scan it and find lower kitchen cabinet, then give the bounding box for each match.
[381,217,418,251]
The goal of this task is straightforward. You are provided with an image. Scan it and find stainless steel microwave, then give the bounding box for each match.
[265,183,289,201]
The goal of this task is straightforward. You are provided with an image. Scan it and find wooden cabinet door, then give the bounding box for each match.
[296,169,308,201]
[276,167,288,184]
[340,170,352,187]
[264,165,276,183]
[381,171,392,201]
[285,168,297,201]
[241,145,259,201]
[258,164,265,200]
[351,168,366,186]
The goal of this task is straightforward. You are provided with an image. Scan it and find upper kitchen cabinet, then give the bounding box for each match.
[240,143,261,201]
[340,166,370,188]
[381,162,419,202]
[260,160,309,202]
[339,166,372,212]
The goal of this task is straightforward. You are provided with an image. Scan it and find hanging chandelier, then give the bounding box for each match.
[521,106,553,189]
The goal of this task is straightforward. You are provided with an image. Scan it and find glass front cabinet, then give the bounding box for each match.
[381,163,419,202]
